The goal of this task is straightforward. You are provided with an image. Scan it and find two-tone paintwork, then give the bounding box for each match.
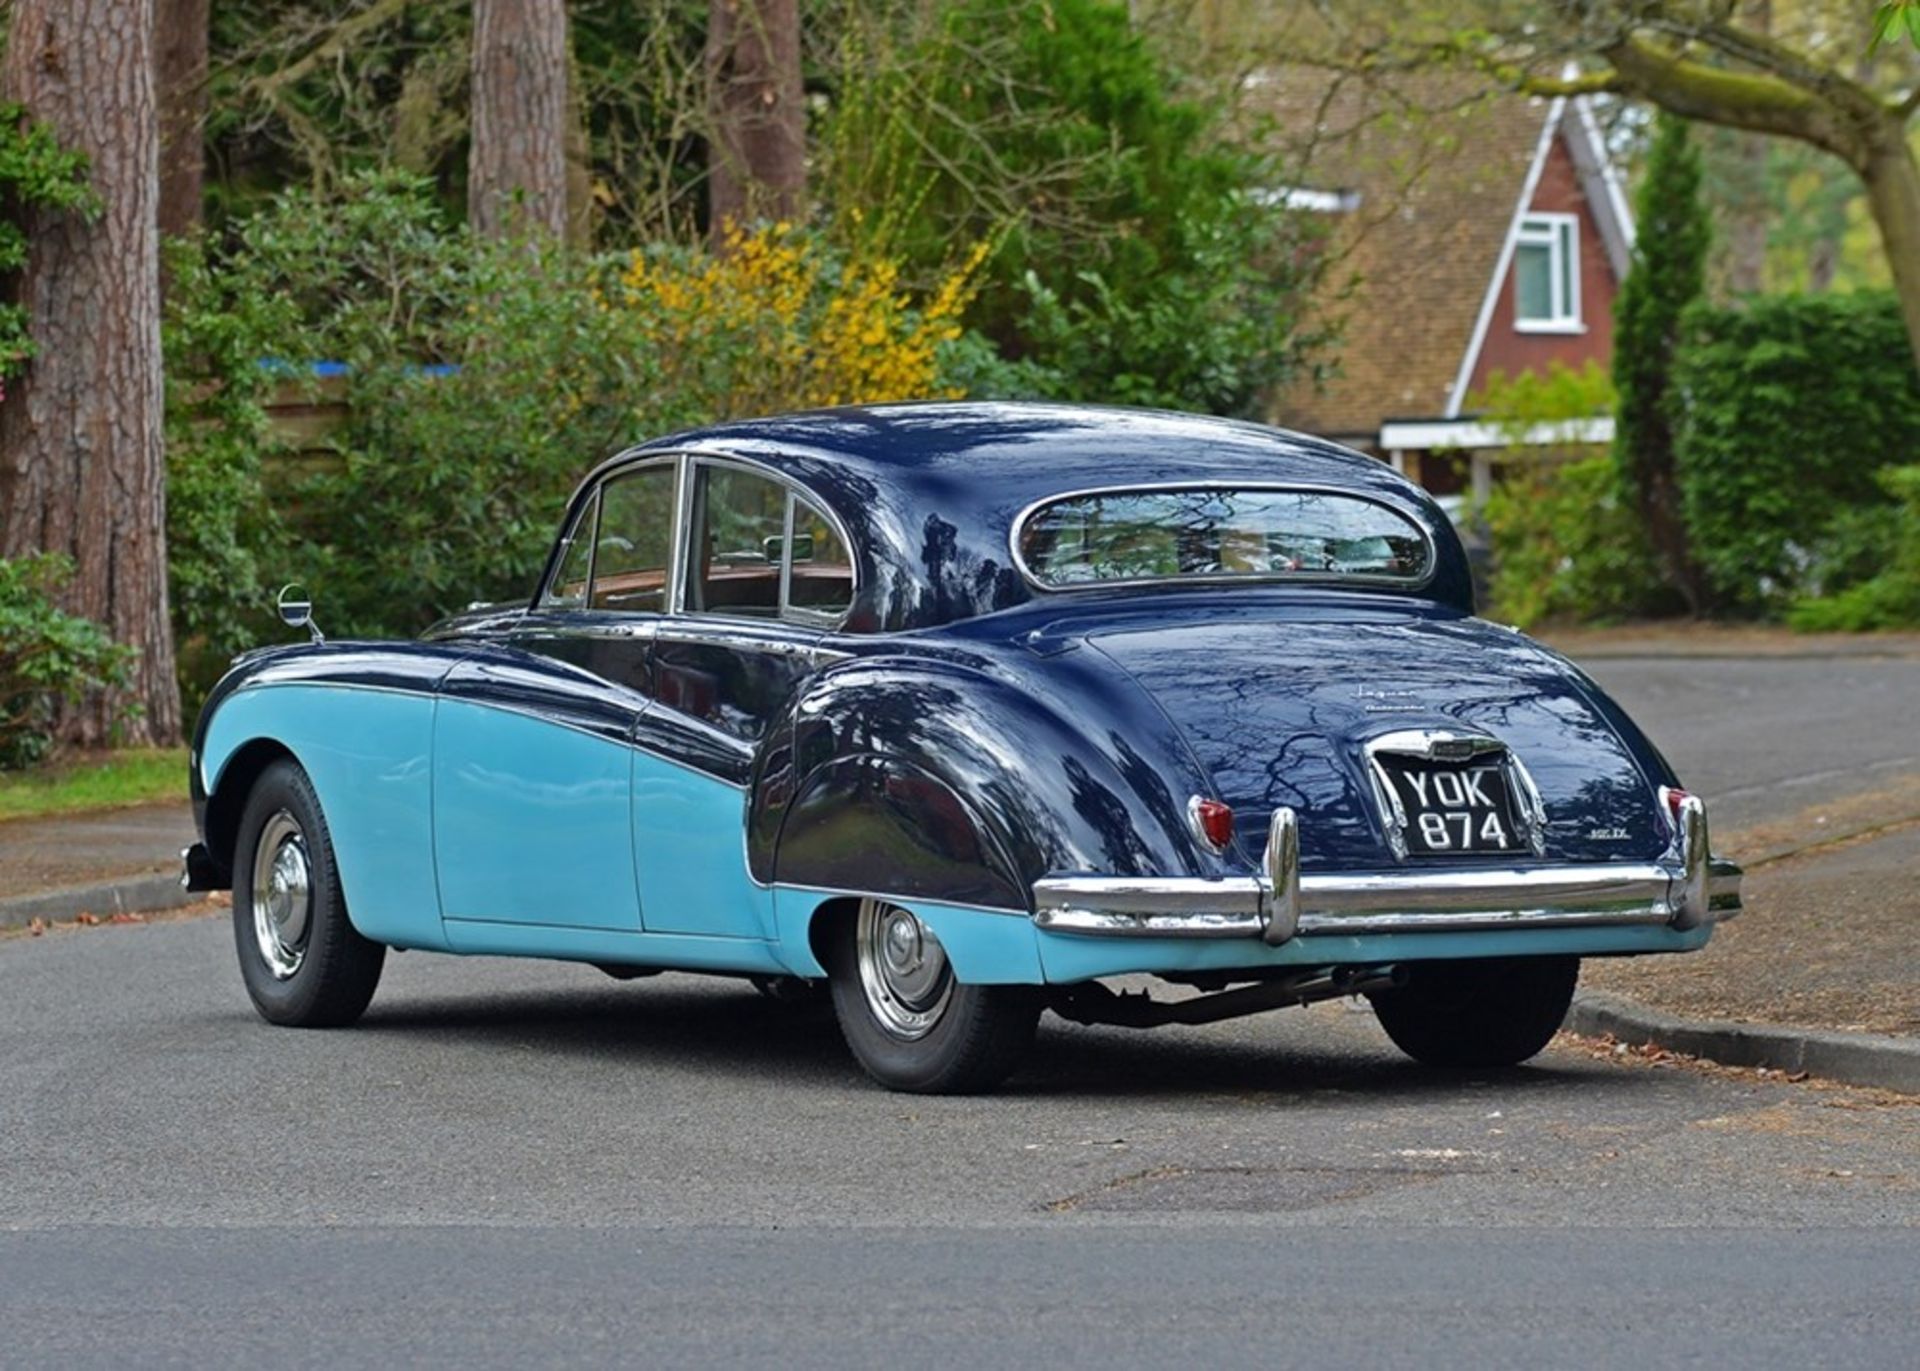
[188,402,1713,987]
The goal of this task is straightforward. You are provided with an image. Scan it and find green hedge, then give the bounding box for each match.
[1674,291,1920,614]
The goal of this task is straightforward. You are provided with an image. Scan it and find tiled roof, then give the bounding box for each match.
[1254,73,1555,441]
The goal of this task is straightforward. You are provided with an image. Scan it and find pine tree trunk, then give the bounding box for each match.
[468,0,571,240]
[154,0,209,245]
[1,0,180,748]
[706,0,805,245]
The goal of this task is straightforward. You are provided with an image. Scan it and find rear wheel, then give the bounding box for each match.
[232,758,385,1027]
[1369,956,1578,1068]
[826,898,1038,1093]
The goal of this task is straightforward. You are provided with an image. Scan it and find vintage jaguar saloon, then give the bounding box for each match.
[185,403,1741,1092]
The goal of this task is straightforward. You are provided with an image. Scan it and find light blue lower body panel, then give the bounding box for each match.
[1032,922,1715,984]
[769,888,1045,984]
[632,753,771,941]
[433,699,639,932]
[201,683,448,952]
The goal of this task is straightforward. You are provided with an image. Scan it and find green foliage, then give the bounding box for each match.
[1611,111,1710,605]
[1472,363,1677,629]
[819,0,1328,415]
[167,172,668,648]
[0,103,96,383]
[1673,291,1920,613]
[0,556,134,771]
[1789,466,1920,631]
[1473,361,1615,441]
[166,172,1017,654]
[1869,3,1920,53]
[1483,458,1678,629]
[163,238,292,709]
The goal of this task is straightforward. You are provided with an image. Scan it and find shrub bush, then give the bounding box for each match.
[1673,291,1920,613]
[1483,457,1679,629]
[165,173,1017,656]
[0,555,134,770]
[1789,465,1920,631]
[1472,363,1677,627]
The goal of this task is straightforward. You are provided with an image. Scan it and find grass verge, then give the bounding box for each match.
[0,747,189,822]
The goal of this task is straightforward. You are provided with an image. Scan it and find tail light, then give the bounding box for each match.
[1189,796,1235,852]
[1659,785,1691,832]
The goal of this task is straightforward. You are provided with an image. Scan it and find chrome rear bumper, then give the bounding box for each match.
[1032,799,1742,942]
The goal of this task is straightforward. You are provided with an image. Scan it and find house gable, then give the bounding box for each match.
[1462,120,1625,406]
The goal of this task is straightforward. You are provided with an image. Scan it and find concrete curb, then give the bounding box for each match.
[1569,990,1920,1095]
[0,873,197,932]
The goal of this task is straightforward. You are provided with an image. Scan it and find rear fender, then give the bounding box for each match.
[756,656,1218,903]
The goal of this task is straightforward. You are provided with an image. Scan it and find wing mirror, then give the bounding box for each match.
[276,583,324,644]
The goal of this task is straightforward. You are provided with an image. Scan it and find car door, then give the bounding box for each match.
[637,457,856,939]
[432,461,679,932]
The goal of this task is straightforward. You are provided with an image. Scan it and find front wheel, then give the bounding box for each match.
[826,899,1038,1094]
[232,758,385,1027]
[1369,956,1578,1068]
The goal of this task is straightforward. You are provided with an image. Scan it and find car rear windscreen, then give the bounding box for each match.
[1017,487,1432,589]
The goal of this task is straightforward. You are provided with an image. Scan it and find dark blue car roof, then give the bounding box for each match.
[614,402,1472,631]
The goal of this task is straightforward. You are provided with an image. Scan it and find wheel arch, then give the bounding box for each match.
[201,737,300,886]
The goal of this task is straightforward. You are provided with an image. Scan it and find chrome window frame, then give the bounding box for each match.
[537,486,604,611]
[542,454,682,615]
[1009,481,1440,596]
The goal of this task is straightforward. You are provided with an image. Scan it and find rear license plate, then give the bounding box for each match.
[1377,758,1522,857]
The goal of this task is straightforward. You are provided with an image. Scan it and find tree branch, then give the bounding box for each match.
[1601,35,1869,168]
[1509,69,1625,98]
[242,0,414,104]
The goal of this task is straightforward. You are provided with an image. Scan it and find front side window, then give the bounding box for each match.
[589,464,676,611]
[1018,487,1432,590]
[1513,212,1580,330]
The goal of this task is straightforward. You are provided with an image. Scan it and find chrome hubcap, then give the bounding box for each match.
[855,899,952,1040]
[250,811,311,980]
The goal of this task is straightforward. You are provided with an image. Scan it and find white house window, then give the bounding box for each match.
[1513,212,1581,331]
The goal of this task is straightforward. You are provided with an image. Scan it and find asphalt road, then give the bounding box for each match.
[1578,649,1920,832]
[4,917,1917,1367]
[3,648,1919,1367]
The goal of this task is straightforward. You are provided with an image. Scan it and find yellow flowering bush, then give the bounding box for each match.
[616,223,995,414]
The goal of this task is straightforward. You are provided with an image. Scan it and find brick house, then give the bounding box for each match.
[1265,80,1635,504]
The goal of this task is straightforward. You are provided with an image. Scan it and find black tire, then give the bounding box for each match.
[825,900,1038,1094]
[232,758,385,1027]
[1369,955,1579,1068]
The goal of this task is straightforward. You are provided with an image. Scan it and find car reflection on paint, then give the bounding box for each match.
[184,403,1740,1093]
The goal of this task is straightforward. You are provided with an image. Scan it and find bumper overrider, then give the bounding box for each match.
[1033,795,1742,943]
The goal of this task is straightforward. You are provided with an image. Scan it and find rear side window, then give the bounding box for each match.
[1017,487,1432,590]
[687,461,855,624]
